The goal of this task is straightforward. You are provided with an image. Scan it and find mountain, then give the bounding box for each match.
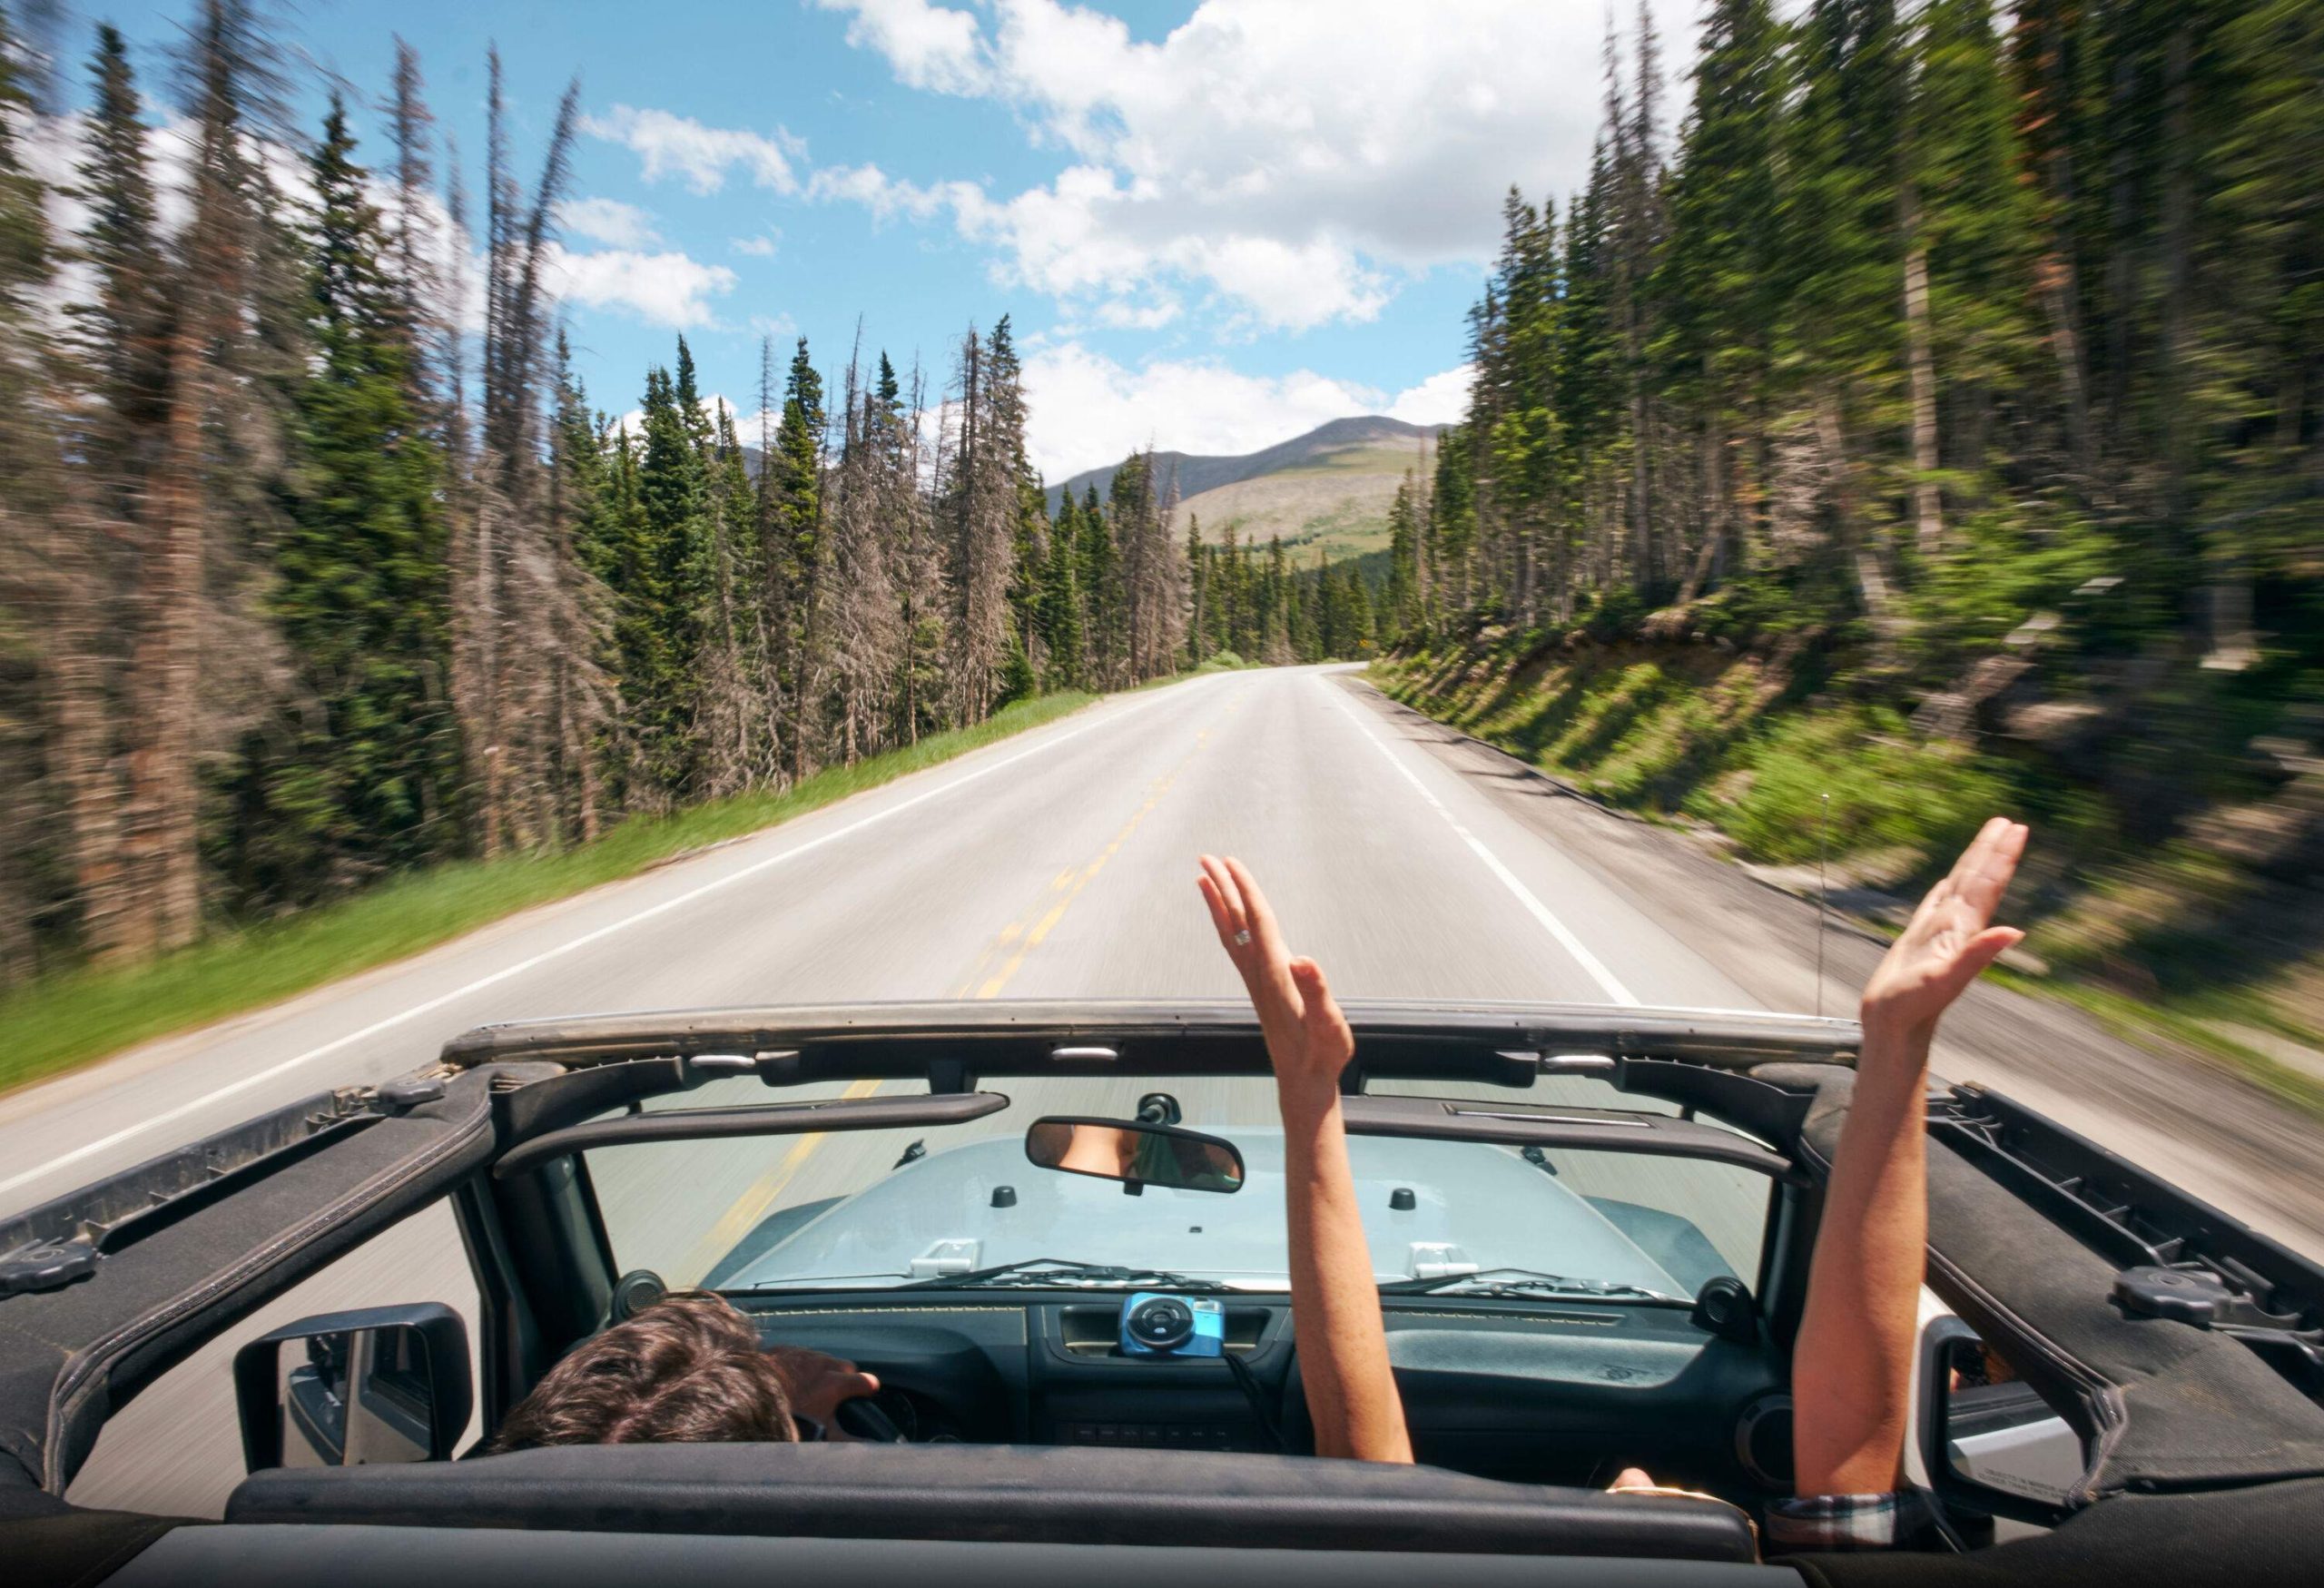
[1044,417,1440,564]
[1043,414,1437,509]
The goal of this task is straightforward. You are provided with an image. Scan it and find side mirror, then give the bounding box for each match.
[1922,1327,2083,1528]
[234,1303,472,1472]
[1026,1116,1246,1194]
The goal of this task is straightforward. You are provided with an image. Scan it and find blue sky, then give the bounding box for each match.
[59,2,1689,479]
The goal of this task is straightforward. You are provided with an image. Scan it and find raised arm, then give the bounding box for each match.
[1792,817,2027,1498]
[1197,854,1413,1464]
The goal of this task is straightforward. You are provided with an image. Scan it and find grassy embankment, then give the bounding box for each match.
[1373,637,2324,1120]
[0,691,1103,1099]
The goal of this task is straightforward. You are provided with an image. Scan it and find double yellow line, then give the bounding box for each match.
[692,693,1238,1284]
[970,763,1192,1001]
[681,1075,885,1284]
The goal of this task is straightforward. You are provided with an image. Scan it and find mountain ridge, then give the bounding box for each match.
[1043,415,1439,514]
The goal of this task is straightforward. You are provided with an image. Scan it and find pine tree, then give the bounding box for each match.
[232,97,455,907]
[631,360,713,797]
[1078,482,1119,686]
[882,354,947,745]
[695,399,760,792]
[120,0,307,949]
[990,317,1049,676]
[1385,470,1422,638]
[1186,514,1208,664]
[1039,491,1085,687]
[1663,0,1785,587]
[768,336,825,774]
[0,0,76,977]
[548,335,615,838]
[819,343,904,762]
[72,25,167,520]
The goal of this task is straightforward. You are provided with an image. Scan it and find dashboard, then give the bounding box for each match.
[738,1291,1788,1494]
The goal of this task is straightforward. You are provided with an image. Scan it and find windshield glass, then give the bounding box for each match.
[585,1072,1768,1296]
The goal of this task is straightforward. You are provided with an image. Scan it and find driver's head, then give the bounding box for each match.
[487,1290,798,1451]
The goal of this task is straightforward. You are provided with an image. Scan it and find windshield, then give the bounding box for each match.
[585,1071,1768,1297]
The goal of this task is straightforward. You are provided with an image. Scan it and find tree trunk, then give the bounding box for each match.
[1630,394,1655,591]
[51,580,132,962]
[2161,25,2193,528]
[2021,7,2093,484]
[123,313,208,954]
[1818,390,1903,666]
[1904,202,1943,548]
[474,493,505,858]
[1678,369,1724,607]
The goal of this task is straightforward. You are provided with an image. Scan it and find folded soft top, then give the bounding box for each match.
[226,1440,1762,1562]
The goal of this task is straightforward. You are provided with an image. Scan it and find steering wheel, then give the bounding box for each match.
[834,1393,911,1442]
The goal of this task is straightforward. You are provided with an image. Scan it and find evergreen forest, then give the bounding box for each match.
[0,2,1380,988]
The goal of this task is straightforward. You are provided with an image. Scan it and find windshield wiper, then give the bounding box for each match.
[1378,1267,1684,1304]
[898,1257,1235,1292]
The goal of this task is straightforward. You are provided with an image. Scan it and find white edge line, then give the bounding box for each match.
[0,679,1217,1200]
[1321,679,1640,1008]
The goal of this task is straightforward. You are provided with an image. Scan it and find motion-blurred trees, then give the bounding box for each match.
[0,6,1218,992]
[1399,0,2320,738]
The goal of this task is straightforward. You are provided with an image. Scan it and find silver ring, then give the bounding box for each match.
[1232,930,1253,947]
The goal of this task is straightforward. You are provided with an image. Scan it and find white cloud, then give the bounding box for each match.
[611,390,762,440]
[730,232,779,257]
[1093,295,1181,331]
[813,0,1685,331]
[546,245,738,330]
[810,0,989,94]
[582,104,801,195]
[1386,363,1474,428]
[556,196,662,249]
[1020,341,1461,482]
[748,311,800,340]
[805,161,964,222]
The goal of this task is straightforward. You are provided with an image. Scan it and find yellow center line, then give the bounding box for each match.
[695,704,1236,1280]
[972,748,1205,1001]
[684,1075,884,1283]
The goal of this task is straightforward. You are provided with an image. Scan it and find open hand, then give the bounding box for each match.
[763,1345,880,1439]
[1197,854,1354,1100]
[1862,817,2028,1046]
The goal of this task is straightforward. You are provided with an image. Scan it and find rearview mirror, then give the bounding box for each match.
[234,1303,472,1471]
[1026,1117,1245,1194]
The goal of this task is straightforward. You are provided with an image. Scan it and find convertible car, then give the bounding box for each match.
[2,1001,2319,1586]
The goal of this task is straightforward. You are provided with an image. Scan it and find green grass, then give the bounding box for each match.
[1377,638,2324,1123]
[0,691,1101,1099]
[1374,643,2009,875]
[1994,968,2324,1121]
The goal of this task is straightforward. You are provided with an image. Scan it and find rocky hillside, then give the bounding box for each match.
[1047,417,1439,563]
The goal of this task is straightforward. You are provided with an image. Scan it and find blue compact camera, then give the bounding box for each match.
[1118,1292,1225,1357]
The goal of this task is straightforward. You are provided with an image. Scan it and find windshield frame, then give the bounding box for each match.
[470,1000,1836,1321]
[580,1098,1777,1304]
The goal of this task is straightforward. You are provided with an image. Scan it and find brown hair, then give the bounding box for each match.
[487,1290,798,1451]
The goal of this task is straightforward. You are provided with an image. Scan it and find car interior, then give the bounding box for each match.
[9,1001,2324,1588]
[224,1008,1994,1547]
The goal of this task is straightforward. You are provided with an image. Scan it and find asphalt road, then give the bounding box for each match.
[14,665,2313,1515]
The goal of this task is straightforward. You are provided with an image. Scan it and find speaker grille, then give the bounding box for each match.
[1735,1393,1795,1488]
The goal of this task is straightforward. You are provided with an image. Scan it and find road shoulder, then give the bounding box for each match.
[1334,675,2324,1258]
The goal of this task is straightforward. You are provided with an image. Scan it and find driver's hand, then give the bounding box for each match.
[1197,854,1354,1102]
[764,1345,880,1440]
